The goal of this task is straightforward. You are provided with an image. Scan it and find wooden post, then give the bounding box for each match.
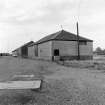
[77,22,80,60]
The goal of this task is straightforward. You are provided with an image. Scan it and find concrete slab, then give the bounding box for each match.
[0,80,41,89]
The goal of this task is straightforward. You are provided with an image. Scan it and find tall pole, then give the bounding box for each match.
[77,22,80,60]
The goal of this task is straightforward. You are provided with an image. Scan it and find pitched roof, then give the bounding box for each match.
[29,30,93,47]
[12,41,34,52]
[21,41,34,48]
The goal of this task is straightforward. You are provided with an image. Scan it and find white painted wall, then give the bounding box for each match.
[38,41,52,60]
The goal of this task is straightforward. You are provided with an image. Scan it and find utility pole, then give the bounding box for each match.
[77,22,80,60]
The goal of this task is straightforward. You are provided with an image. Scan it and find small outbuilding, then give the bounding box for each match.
[28,30,93,61]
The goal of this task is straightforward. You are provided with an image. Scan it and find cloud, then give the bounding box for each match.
[0,0,105,51]
[0,0,76,25]
[0,0,46,23]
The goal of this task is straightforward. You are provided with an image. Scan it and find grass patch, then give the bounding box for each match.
[57,60,105,70]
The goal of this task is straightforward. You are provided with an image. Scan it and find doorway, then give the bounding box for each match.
[54,49,59,56]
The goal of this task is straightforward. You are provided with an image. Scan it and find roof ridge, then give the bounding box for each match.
[51,30,63,39]
[28,30,92,46]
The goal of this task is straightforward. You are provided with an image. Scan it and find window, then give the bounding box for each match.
[54,49,59,56]
[79,41,87,45]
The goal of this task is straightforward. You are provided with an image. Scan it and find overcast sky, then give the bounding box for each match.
[0,0,105,52]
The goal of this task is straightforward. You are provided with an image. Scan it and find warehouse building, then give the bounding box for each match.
[12,41,34,57]
[28,30,93,60]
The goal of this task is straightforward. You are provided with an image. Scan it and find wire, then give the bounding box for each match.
[77,0,82,22]
[74,0,83,23]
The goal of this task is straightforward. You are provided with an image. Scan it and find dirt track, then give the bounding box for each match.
[0,56,105,104]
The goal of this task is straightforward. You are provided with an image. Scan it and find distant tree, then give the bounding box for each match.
[94,47,103,55]
[96,47,102,52]
[103,49,105,55]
